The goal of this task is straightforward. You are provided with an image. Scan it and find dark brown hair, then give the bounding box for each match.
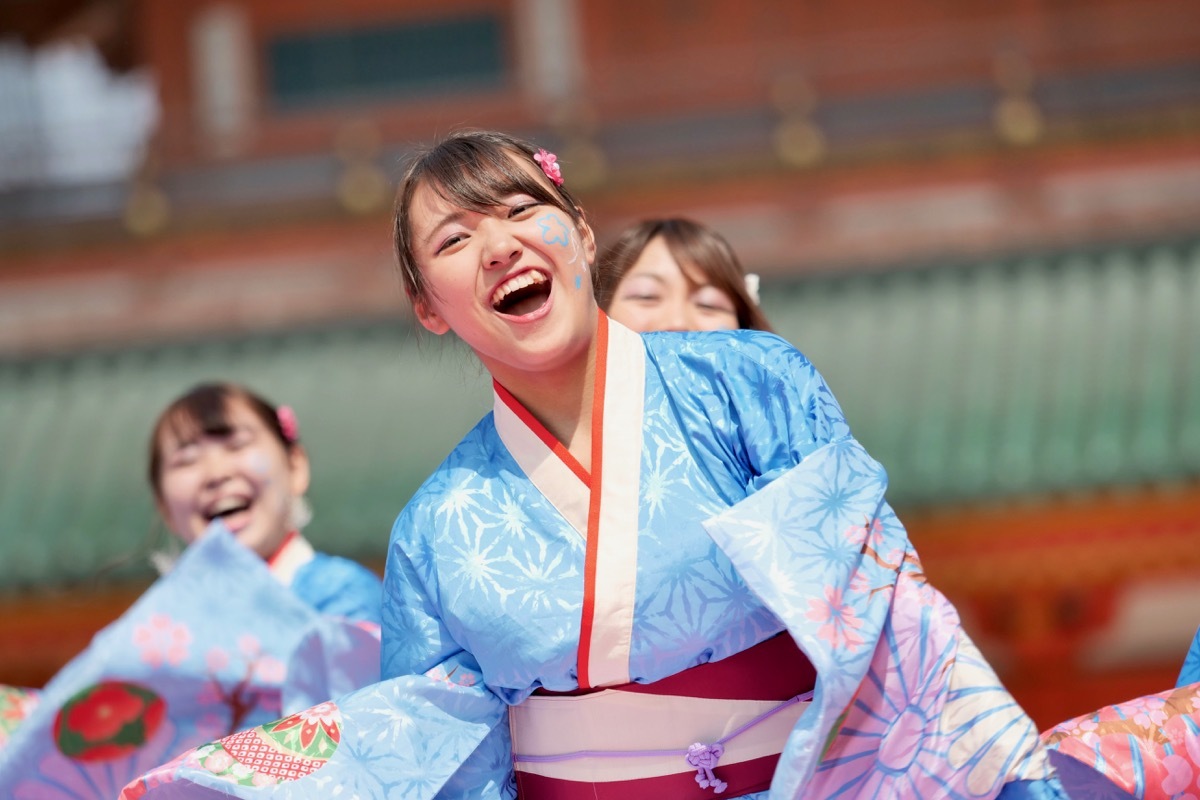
[594,218,773,332]
[393,130,586,304]
[147,382,296,501]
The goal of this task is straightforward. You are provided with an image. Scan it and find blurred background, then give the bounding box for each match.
[1,0,1198,730]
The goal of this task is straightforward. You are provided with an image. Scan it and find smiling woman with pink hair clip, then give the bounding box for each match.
[147,382,381,622]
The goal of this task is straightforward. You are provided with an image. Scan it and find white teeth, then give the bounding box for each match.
[493,272,547,306]
[208,497,249,517]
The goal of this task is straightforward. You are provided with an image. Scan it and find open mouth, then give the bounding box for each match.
[204,496,253,528]
[492,271,551,317]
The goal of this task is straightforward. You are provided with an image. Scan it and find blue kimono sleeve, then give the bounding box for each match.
[380,524,514,800]
[118,671,511,800]
[119,528,513,799]
[706,333,854,488]
[291,552,383,625]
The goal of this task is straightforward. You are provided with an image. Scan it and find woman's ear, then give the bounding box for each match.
[413,296,450,335]
[288,444,312,497]
[576,213,597,268]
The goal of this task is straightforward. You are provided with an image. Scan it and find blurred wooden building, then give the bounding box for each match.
[1,0,1199,729]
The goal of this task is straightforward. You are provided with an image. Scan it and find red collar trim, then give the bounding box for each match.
[266,529,299,568]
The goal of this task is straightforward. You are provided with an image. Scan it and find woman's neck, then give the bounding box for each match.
[494,333,599,472]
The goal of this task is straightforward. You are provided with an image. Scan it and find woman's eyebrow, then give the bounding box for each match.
[422,209,467,248]
[164,438,198,453]
[626,272,667,284]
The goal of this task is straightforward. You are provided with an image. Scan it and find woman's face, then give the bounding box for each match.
[407,159,598,388]
[155,398,309,559]
[607,236,739,332]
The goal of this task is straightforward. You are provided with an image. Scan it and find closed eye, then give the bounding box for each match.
[435,232,467,254]
[166,444,200,469]
[227,429,254,450]
[693,288,736,314]
[508,201,540,218]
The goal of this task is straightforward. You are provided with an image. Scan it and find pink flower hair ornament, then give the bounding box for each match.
[533,149,563,186]
[276,406,299,443]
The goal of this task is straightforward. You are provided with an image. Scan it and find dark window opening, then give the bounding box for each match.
[267,14,507,110]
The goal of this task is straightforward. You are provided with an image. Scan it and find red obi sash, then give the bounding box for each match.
[511,633,816,800]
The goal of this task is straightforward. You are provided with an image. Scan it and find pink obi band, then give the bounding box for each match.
[511,633,816,799]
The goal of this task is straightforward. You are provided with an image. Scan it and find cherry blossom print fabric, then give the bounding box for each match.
[1043,682,1200,799]
[0,527,378,799]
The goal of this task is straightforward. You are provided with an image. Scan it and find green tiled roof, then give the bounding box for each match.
[2,237,1198,592]
[0,329,492,593]
[762,238,1200,503]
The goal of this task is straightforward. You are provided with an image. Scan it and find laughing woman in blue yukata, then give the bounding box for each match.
[121,131,1131,799]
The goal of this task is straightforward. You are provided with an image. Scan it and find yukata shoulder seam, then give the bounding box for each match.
[644,329,821,403]
[388,415,495,545]
[702,330,817,388]
[657,328,811,368]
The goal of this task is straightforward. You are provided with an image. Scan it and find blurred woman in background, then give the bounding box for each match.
[595,217,773,333]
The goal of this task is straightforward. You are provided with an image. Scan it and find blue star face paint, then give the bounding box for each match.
[536,211,591,293]
[538,214,570,248]
[248,452,271,478]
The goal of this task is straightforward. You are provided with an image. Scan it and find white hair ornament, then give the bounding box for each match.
[745,273,761,306]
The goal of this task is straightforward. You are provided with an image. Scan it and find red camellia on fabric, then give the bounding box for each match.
[68,683,145,741]
[53,681,166,762]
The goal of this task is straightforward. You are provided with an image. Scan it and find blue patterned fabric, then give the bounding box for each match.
[1042,751,1136,799]
[291,553,383,625]
[0,528,378,800]
[123,328,1073,799]
[1179,625,1200,687]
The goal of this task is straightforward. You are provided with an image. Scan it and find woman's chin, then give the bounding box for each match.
[242,526,295,562]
